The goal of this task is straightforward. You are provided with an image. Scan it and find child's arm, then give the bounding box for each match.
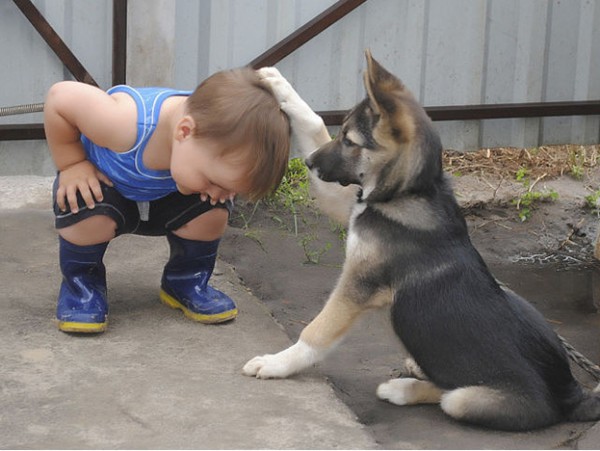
[44,81,137,213]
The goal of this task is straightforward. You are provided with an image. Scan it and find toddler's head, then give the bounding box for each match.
[185,67,291,202]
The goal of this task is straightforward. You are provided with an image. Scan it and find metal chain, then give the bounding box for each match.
[559,334,600,381]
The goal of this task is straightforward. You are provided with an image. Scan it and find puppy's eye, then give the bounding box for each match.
[342,136,355,147]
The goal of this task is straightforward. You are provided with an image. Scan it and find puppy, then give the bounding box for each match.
[244,51,600,431]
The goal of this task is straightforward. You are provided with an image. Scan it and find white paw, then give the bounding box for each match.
[242,354,293,379]
[257,68,325,137]
[242,340,322,379]
[376,378,414,405]
[257,66,283,80]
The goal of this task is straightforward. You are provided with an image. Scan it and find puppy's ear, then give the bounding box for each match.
[363,49,404,117]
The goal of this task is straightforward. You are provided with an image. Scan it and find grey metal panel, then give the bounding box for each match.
[0,0,112,125]
[480,0,547,149]
[0,0,112,175]
[542,0,600,145]
[1,0,599,176]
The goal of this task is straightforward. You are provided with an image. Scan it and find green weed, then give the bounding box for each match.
[238,158,334,264]
[585,189,600,216]
[266,157,311,213]
[512,167,558,221]
[299,234,332,265]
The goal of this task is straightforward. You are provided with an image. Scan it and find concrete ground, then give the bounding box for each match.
[2,175,600,449]
[0,176,375,449]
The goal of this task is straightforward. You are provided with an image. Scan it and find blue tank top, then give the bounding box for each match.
[82,85,192,201]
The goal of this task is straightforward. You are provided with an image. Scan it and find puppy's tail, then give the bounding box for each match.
[567,391,600,422]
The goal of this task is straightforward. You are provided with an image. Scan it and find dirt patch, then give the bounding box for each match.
[224,145,600,278]
[445,144,600,180]
[446,145,600,266]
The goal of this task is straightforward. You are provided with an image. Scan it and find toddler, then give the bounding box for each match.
[44,67,291,333]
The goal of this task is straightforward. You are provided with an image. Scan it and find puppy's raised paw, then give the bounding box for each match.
[256,66,283,80]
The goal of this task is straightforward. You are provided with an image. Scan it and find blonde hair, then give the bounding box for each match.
[185,67,291,202]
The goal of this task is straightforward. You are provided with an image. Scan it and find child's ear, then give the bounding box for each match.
[175,115,196,141]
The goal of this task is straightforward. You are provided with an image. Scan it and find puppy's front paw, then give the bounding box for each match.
[257,66,283,80]
[257,67,294,105]
[257,69,325,135]
[242,354,292,379]
[242,340,321,379]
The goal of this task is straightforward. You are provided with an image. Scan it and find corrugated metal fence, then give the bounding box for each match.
[1,0,599,175]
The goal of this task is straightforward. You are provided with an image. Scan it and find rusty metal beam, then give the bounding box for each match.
[112,0,127,86]
[249,0,367,69]
[425,100,600,121]
[12,0,98,86]
[4,100,599,141]
[3,0,599,140]
[0,124,45,141]
[319,100,600,126]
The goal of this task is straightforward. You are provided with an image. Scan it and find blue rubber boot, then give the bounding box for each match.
[56,237,109,333]
[160,233,237,323]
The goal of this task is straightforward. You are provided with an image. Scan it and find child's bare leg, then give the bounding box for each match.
[58,215,116,245]
[172,208,228,241]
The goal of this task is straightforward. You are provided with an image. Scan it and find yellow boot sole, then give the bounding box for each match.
[159,289,238,324]
[58,319,107,333]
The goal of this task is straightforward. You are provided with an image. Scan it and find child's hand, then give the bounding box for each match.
[56,160,113,213]
[199,192,235,206]
[257,67,330,156]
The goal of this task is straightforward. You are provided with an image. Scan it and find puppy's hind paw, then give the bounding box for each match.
[377,378,413,405]
[377,377,443,406]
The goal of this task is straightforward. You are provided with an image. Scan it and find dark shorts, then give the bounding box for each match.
[52,177,233,236]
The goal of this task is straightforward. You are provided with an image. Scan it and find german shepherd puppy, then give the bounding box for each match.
[244,51,600,431]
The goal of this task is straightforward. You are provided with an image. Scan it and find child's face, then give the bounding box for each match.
[171,127,251,204]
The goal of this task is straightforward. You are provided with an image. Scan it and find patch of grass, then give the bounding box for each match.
[585,189,600,216]
[299,234,332,265]
[568,146,587,180]
[266,157,312,214]
[512,167,558,221]
[236,202,261,229]
[515,166,529,182]
[513,190,558,222]
[330,220,347,243]
[238,158,337,264]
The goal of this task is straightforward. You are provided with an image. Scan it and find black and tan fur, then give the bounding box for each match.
[244,51,600,431]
